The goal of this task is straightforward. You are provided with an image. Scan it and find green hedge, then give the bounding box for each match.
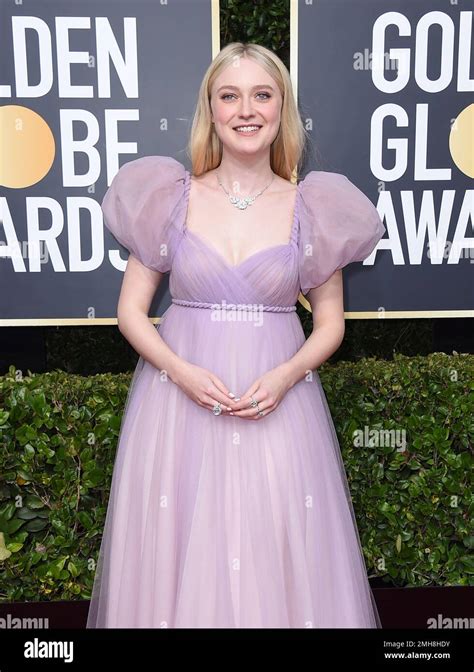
[0,353,472,602]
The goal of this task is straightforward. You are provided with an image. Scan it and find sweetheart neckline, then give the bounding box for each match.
[181,169,300,270]
[184,227,296,270]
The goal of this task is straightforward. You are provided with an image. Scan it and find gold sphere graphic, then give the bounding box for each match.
[0,105,55,188]
[449,104,474,178]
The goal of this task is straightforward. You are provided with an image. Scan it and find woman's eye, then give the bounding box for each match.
[221,92,271,101]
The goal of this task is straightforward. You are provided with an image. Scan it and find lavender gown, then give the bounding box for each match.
[86,155,386,628]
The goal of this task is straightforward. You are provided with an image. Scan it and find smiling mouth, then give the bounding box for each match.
[233,125,262,134]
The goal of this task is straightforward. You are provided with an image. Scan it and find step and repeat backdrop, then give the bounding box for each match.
[1,0,472,324]
[294,0,473,317]
[0,0,217,324]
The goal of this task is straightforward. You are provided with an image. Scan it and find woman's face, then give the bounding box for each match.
[210,56,282,158]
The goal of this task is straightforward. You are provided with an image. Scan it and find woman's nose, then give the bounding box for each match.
[238,97,255,117]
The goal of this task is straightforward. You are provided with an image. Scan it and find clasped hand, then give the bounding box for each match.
[177,362,292,420]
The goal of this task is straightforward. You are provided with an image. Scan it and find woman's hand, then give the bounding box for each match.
[230,364,293,420]
[174,362,239,415]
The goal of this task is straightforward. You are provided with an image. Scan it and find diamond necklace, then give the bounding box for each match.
[216,170,275,210]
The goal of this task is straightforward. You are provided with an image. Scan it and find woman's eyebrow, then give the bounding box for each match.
[217,84,275,92]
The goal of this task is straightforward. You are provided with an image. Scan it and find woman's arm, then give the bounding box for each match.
[229,270,346,419]
[281,270,346,388]
[115,255,239,414]
[115,254,187,384]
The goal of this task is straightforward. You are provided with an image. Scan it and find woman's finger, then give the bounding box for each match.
[230,382,261,412]
[232,393,270,418]
[233,403,273,419]
[200,389,235,413]
[209,375,238,403]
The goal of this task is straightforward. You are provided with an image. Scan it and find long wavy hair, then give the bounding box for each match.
[186,42,309,181]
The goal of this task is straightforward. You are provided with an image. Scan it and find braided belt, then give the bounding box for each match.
[171,298,296,313]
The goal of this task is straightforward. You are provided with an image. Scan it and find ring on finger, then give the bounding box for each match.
[248,395,265,417]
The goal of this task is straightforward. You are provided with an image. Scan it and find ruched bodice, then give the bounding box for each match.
[101,155,385,307]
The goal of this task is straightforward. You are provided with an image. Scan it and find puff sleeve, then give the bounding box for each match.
[101,155,188,272]
[297,171,385,295]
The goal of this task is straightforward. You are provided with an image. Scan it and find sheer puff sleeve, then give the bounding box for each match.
[101,155,188,273]
[297,171,386,295]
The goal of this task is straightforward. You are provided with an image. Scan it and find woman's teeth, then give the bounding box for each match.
[234,126,261,134]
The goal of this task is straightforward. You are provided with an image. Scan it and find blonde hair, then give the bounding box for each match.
[186,42,309,181]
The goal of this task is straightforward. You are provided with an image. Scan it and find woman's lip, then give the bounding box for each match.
[233,125,262,130]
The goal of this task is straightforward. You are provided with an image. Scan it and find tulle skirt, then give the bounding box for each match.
[86,304,381,628]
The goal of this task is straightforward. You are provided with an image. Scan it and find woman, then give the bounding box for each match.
[86,42,386,628]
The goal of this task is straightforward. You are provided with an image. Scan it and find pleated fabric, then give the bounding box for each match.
[87,155,385,628]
